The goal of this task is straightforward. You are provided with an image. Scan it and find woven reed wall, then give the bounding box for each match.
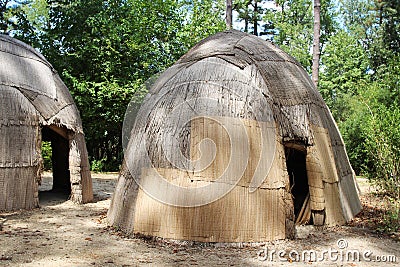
[107,30,361,242]
[0,35,92,210]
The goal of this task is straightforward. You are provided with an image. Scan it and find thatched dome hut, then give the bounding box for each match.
[0,35,93,211]
[108,30,361,242]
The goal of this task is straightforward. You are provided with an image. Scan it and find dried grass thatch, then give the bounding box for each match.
[108,30,361,242]
[0,34,93,211]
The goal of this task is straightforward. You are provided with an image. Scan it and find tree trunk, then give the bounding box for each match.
[253,0,258,35]
[312,0,321,88]
[243,0,251,33]
[226,0,233,29]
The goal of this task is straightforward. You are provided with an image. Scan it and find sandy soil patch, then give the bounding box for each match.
[0,174,399,266]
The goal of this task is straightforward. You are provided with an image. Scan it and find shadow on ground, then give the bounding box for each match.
[38,173,117,206]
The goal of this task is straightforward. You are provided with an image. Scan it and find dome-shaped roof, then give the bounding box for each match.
[109,30,361,243]
[0,35,92,211]
[0,34,82,132]
[146,30,335,145]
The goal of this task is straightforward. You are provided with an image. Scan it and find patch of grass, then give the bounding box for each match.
[378,198,400,234]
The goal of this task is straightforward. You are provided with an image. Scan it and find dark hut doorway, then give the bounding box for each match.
[284,143,311,225]
[40,126,71,202]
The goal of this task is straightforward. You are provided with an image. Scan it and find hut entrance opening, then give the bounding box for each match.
[41,126,71,197]
[285,143,312,225]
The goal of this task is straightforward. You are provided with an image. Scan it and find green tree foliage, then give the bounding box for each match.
[263,0,314,69]
[319,30,370,173]
[368,0,400,69]
[0,0,35,36]
[339,68,400,200]
[323,0,399,188]
[338,0,371,36]
[320,4,399,226]
[5,0,399,204]
[262,0,336,72]
[364,104,400,197]
[19,0,225,171]
[41,141,52,171]
[234,0,267,35]
[0,0,16,33]
[339,0,400,70]
[179,0,226,43]
[363,57,400,230]
[362,55,400,193]
[319,30,369,122]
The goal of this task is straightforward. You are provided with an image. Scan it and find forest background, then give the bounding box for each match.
[1,0,399,230]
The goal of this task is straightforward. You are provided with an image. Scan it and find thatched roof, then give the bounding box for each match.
[108,30,361,243]
[0,35,92,211]
[0,34,83,132]
[149,30,333,144]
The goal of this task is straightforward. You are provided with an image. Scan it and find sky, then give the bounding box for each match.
[233,0,278,35]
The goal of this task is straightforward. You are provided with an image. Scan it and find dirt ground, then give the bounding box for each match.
[0,173,399,266]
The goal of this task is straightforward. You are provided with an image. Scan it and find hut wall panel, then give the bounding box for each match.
[235,36,296,64]
[69,133,93,203]
[278,104,313,143]
[178,31,243,65]
[44,105,83,133]
[215,55,249,69]
[323,182,346,225]
[0,85,40,211]
[129,116,291,242]
[0,35,48,63]
[256,61,322,107]
[306,125,361,221]
[0,125,39,167]
[52,74,76,106]
[0,49,57,98]
[0,86,40,169]
[338,174,362,221]
[107,163,140,229]
[0,166,39,211]
[133,181,288,242]
[332,143,354,179]
[31,95,70,121]
[110,116,293,242]
[189,117,285,189]
[306,150,325,211]
[311,125,339,183]
[0,85,39,126]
